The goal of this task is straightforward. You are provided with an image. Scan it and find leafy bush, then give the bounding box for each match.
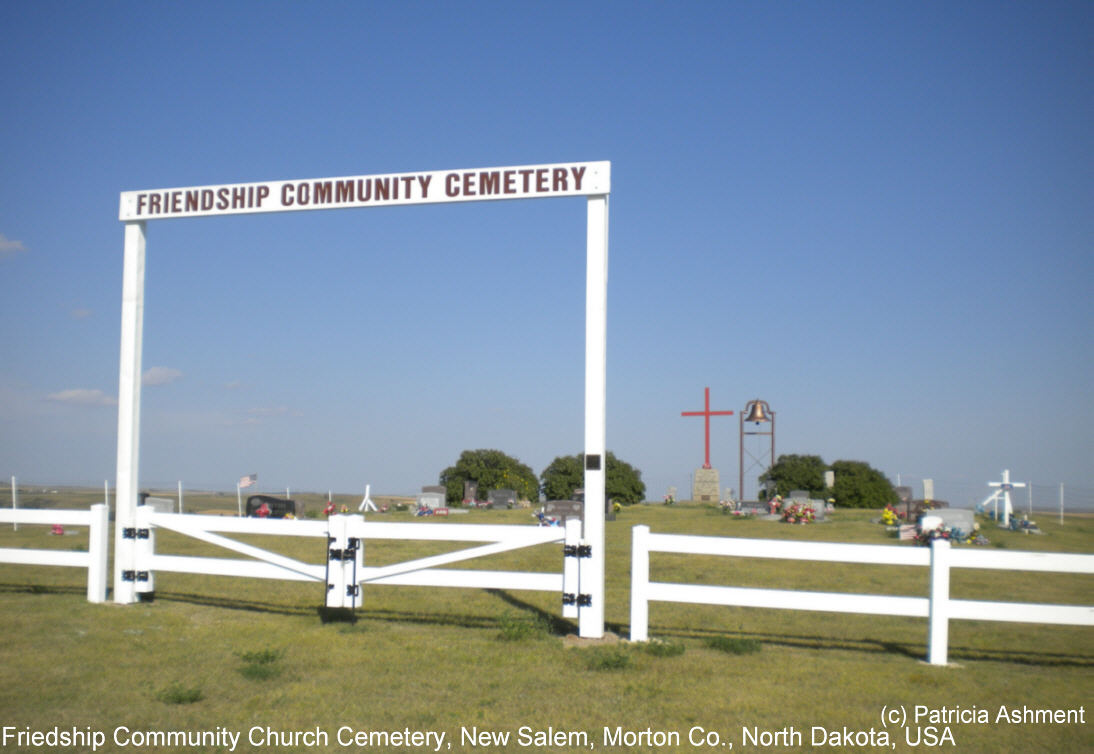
[759,454,827,499]
[830,460,898,508]
[760,454,898,508]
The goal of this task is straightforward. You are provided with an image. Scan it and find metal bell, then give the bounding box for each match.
[743,399,770,423]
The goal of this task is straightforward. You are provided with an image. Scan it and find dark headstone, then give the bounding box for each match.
[544,500,583,521]
[245,495,296,518]
[488,489,517,508]
[463,480,479,502]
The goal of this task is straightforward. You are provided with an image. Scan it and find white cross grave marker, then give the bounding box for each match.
[359,484,378,513]
[981,469,1026,527]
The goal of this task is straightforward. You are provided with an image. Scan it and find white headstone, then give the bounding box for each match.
[919,508,975,536]
[416,492,445,510]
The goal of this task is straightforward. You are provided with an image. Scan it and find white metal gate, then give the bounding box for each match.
[131,508,587,617]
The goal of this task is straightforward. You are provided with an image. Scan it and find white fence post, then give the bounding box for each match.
[630,525,650,642]
[135,504,155,598]
[349,515,363,608]
[562,517,581,619]
[927,538,952,665]
[114,220,146,605]
[325,514,363,608]
[325,514,347,608]
[87,504,109,603]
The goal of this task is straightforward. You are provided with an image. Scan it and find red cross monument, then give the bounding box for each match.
[681,387,733,502]
[681,387,734,469]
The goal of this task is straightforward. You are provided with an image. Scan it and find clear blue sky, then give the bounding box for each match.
[2,2,1091,507]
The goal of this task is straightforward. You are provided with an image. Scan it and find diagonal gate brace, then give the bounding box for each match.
[152,521,322,582]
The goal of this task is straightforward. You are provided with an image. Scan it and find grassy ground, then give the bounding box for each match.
[0,494,1089,753]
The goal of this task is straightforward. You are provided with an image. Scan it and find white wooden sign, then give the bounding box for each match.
[120,161,610,220]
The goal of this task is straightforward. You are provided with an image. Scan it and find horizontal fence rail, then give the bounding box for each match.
[0,505,109,602]
[629,525,1094,665]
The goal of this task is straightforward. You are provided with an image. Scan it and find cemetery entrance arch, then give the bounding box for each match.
[115,161,610,637]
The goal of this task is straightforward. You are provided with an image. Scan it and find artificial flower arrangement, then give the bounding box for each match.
[880,504,899,526]
[914,523,988,546]
[781,503,816,524]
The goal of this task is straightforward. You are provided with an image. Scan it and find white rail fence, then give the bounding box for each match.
[0,505,109,602]
[133,508,585,615]
[629,525,1094,665]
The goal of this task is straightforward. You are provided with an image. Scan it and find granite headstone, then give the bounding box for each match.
[487,488,517,508]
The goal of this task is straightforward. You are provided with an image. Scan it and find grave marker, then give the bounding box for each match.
[417,490,445,510]
[544,500,583,521]
[463,480,479,503]
[487,489,517,509]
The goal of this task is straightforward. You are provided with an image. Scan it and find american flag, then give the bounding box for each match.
[239,473,257,489]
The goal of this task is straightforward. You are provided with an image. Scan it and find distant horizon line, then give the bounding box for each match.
[6,480,1093,512]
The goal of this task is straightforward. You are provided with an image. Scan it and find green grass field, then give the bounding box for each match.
[0,491,1090,753]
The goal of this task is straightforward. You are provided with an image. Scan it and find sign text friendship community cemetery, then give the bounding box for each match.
[120,161,609,220]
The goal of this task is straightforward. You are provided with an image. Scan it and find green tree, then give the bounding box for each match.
[758,454,827,499]
[606,453,646,505]
[439,449,538,505]
[829,459,898,508]
[539,454,583,501]
[539,451,646,505]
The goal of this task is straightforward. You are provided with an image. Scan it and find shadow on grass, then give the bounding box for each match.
[151,587,524,633]
[648,623,1094,668]
[0,582,86,596]
[3,581,1088,668]
[485,589,577,636]
[148,590,318,617]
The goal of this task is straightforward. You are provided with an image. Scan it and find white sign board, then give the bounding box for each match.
[120,161,610,221]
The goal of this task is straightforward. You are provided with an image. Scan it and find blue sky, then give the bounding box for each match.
[2,2,1091,507]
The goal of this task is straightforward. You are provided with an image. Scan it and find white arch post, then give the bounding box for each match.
[114,162,610,638]
[582,193,608,638]
[114,220,146,604]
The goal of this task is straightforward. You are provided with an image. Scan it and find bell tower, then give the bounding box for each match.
[738,398,775,502]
